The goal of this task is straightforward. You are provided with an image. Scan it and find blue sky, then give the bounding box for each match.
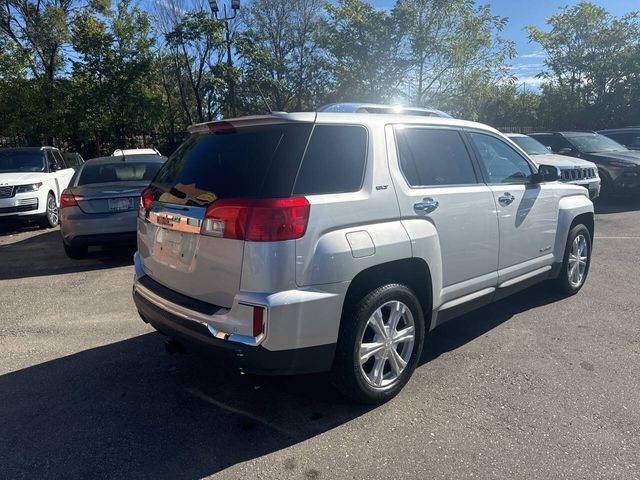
[370,0,639,88]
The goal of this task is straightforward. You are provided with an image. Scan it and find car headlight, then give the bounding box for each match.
[609,160,638,168]
[15,182,43,193]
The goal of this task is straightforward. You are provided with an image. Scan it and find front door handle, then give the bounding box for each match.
[414,198,439,214]
[498,192,515,206]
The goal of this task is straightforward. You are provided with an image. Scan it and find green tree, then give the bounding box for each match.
[527,1,640,128]
[398,0,514,116]
[165,11,226,123]
[236,0,327,112]
[322,0,407,103]
[70,0,161,153]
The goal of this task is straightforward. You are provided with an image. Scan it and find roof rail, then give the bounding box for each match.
[318,102,453,118]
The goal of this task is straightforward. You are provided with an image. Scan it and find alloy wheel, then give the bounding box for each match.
[47,195,59,225]
[567,234,588,287]
[358,300,415,388]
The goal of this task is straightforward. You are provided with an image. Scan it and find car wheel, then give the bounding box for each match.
[554,224,592,295]
[597,170,612,200]
[331,284,425,404]
[63,242,88,259]
[41,192,59,228]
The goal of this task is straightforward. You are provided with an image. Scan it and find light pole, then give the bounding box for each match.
[208,0,240,118]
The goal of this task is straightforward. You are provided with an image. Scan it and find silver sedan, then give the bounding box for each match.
[60,154,166,258]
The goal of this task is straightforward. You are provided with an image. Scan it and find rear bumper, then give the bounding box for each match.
[134,290,335,375]
[131,252,342,375]
[61,208,137,245]
[66,231,137,247]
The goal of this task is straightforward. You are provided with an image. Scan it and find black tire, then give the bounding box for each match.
[40,192,59,228]
[553,224,592,295]
[597,170,613,201]
[64,242,88,259]
[331,284,425,404]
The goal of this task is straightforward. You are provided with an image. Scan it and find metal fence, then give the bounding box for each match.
[496,126,550,134]
[0,133,186,158]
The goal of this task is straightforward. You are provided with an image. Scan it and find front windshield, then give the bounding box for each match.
[566,133,628,153]
[0,150,45,173]
[509,136,550,155]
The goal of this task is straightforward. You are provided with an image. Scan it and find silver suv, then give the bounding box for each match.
[133,112,594,403]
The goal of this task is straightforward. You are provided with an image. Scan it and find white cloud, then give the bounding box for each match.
[518,50,546,59]
[513,75,548,87]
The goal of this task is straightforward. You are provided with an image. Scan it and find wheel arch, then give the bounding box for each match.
[554,195,594,263]
[47,188,58,207]
[571,212,594,240]
[341,258,433,326]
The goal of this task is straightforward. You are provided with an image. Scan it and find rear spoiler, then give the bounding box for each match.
[187,112,317,135]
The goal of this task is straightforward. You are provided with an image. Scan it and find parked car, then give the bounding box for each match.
[598,127,640,151]
[529,131,640,196]
[318,102,453,118]
[506,133,600,199]
[60,154,166,258]
[113,148,161,157]
[63,152,84,170]
[0,146,75,227]
[133,112,594,404]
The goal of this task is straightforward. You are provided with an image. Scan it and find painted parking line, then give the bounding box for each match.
[594,236,640,239]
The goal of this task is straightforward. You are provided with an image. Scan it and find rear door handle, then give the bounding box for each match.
[498,192,515,206]
[414,198,439,214]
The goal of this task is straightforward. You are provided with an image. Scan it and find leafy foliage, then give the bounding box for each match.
[527,2,640,128]
[0,0,638,156]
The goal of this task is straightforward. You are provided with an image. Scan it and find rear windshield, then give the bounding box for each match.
[79,162,163,185]
[0,150,45,173]
[151,122,367,205]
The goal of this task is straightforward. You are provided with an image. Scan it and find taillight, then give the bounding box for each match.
[60,191,83,208]
[140,187,154,210]
[202,197,310,242]
[252,306,265,337]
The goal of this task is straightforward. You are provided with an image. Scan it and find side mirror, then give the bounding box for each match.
[531,164,560,183]
[49,163,58,172]
[558,147,576,156]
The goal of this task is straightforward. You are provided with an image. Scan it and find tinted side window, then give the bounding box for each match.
[53,150,67,168]
[45,151,58,170]
[395,127,477,186]
[293,125,367,195]
[532,135,570,153]
[609,132,640,148]
[469,132,533,184]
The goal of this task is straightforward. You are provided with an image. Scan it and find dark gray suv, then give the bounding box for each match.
[530,131,640,196]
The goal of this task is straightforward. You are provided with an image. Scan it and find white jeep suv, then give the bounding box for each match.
[0,147,75,227]
[133,112,594,403]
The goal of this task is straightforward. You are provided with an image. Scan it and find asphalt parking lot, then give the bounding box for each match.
[1,200,639,480]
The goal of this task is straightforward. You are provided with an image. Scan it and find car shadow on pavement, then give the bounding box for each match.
[0,218,45,236]
[0,229,134,280]
[0,284,566,479]
[0,332,370,479]
[423,283,565,362]
[594,196,640,214]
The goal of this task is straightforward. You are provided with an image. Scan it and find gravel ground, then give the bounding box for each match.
[0,199,639,480]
